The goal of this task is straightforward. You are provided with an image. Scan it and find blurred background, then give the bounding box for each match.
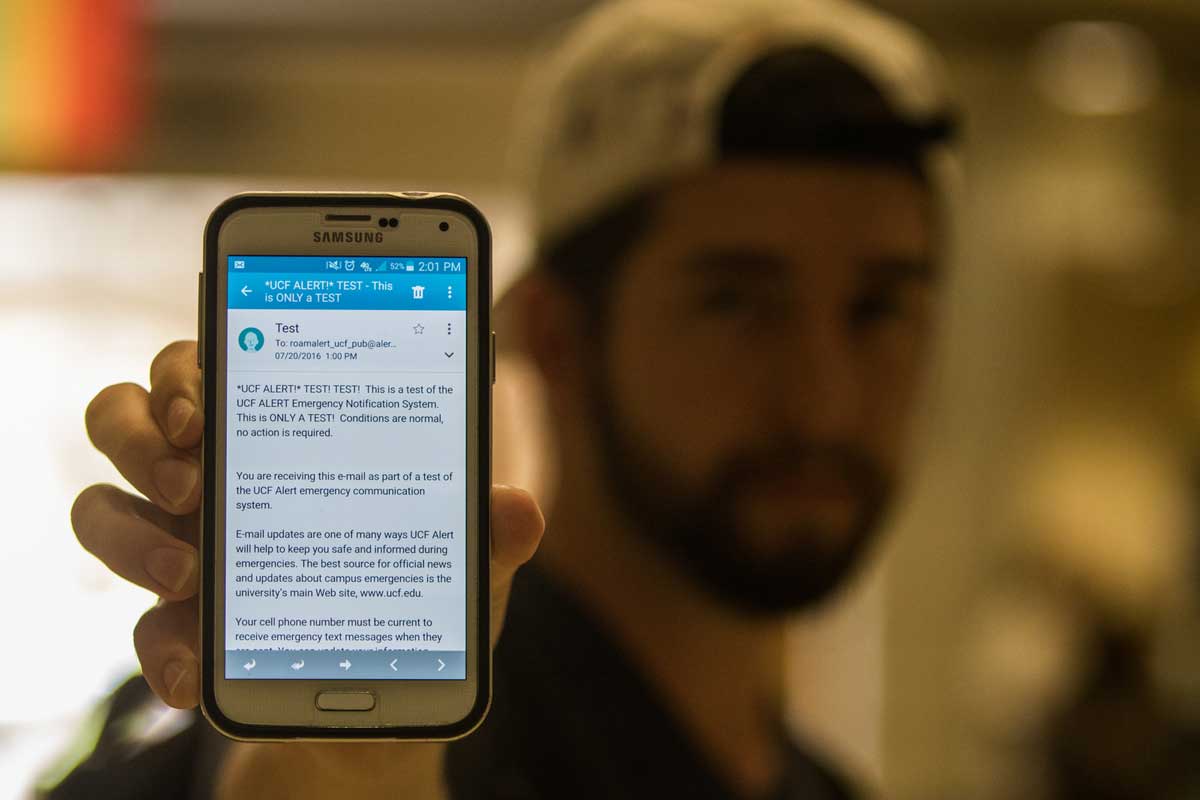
[2,0,1199,798]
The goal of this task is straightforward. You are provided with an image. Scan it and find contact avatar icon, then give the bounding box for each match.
[238,327,264,352]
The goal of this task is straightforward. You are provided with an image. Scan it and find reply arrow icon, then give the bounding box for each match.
[290,659,305,670]
[243,658,256,671]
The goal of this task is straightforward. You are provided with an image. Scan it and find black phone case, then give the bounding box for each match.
[199,192,492,740]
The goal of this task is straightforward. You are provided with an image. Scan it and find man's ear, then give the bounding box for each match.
[507,270,589,406]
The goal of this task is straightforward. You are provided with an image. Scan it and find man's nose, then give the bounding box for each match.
[774,309,861,438]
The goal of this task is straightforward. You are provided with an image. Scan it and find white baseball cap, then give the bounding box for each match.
[504,0,959,298]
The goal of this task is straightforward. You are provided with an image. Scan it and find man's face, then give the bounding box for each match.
[584,160,939,614]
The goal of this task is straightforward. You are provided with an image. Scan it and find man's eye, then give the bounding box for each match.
[698,285,750,313]
[849,289,905,327]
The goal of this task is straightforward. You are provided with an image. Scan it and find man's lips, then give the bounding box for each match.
[738,469,856,505]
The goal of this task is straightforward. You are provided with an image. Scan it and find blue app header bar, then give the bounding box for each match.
[228,256,467,310]
[229,255,467,275]
[228,272,466,310]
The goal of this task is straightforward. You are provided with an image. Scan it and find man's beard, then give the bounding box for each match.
[586,373,893,617]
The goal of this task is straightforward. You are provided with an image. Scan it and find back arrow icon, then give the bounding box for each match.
[339,659,352,670]
[389,658,398,671]
[437,658,446,672]
[290,659,304,670]
[240,285,252,296]
[243,658,256,671]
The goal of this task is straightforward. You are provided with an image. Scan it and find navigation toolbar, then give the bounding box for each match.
[226,649,465,679]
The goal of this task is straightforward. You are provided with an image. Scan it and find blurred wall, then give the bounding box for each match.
[868,4,1200,797]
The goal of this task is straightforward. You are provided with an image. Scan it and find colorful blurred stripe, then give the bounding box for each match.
[0,0,143,169]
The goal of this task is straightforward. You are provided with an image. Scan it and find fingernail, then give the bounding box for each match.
[167,397,196,440]
[154,459,198,507]
[163,659,190,697]
[145,547,196,593]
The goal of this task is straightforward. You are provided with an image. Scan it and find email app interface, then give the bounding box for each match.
[225,255,467,680]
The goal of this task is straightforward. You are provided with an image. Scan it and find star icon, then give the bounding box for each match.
[413,323,425,334]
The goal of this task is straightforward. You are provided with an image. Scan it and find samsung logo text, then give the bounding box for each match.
[312,231,384,243]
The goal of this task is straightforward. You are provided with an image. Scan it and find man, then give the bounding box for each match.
[55,0,958,797]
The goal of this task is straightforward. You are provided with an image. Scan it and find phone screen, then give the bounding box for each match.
[223,255,467,680]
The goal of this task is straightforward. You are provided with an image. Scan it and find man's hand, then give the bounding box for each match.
[71,340,545,798]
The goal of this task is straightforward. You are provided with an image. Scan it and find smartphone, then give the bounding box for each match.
[198,193,492,740]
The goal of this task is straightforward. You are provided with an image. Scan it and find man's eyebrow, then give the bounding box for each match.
[859,256,940,286]
[684,247,791,275]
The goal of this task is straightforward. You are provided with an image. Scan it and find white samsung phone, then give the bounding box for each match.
[199,193,492,739]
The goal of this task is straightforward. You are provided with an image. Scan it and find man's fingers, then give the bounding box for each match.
[488,485,545,647]
[72,484,199,600]
[149,341,204,450]
[134,596,201,709]
[490,485,544,576]
[85,382,201,515]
